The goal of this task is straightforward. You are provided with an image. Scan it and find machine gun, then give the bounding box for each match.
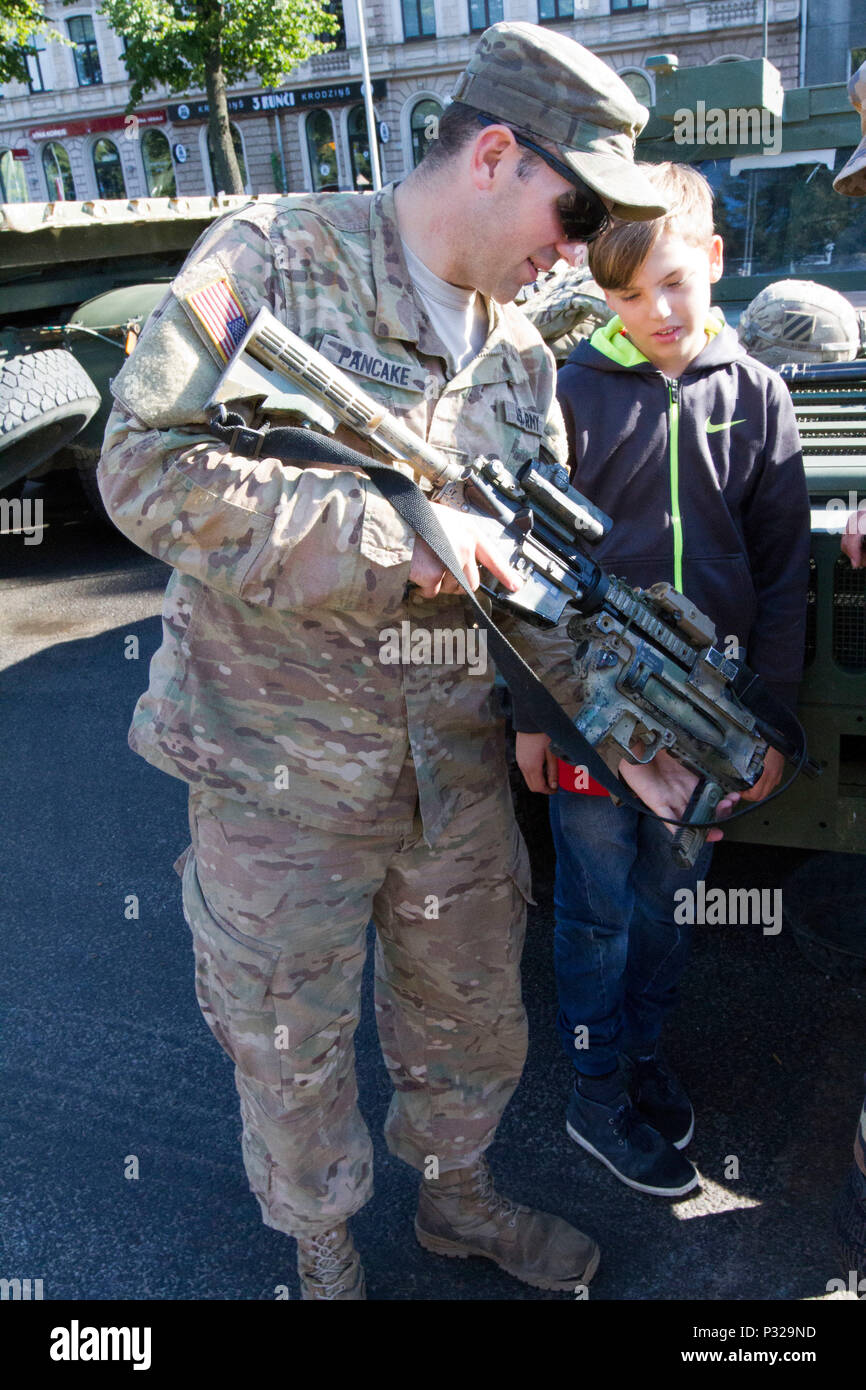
[204,307,818,868]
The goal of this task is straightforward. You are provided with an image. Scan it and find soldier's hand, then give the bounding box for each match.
[409,503,522,598]
[739,745,785,802]
[841,502,866,568]
[619,748,739,841]
[516,732,559,793]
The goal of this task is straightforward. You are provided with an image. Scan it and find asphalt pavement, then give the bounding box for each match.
[2,482,864,1313]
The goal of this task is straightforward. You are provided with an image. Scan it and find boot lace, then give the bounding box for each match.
[639,1057,675,1098]
[301,1229,351,1298]
[608,1099,642,1147]
[470,1160,529,1229]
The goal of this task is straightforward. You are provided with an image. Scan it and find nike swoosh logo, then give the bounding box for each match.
[706,417,746,433]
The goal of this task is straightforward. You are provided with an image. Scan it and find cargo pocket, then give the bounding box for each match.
[267,934,366,1115]
[445,818,535,1022]
[181,849,283,1099]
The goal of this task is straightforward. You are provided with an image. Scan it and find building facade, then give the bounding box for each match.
[0,0,828,205]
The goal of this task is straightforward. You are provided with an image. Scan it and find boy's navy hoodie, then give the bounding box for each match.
[514,314,810,746]
[569,313,808,689]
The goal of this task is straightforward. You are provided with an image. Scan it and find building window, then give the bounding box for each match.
[93,137,126,197]
[619,70,652,106]
[0,148,29,202]
[469,0,503,30]
[43,142,76,200]
[410,98,443,167]
[402,0,436,41]
[67,15,103,87]
[141,129,176,196]
[305,109,338,190]
[26,32,50,93]
[319,0,346,48]
[207,123,248,192]
[348,104,380,190]
[539,0,574,19]
[610,0,648,10]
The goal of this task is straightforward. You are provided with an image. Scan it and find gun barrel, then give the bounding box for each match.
[246,308,463,490]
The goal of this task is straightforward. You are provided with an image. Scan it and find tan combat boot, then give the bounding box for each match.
[415,1157,600,1293]
[296,1225,366,1300]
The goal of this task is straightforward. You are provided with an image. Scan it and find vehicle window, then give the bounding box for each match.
[696,149,866,277]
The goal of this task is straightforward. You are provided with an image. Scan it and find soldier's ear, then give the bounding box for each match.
[471,125,517,192]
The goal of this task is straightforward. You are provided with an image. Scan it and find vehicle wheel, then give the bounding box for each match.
[0,349,101,490]
[782,853,866,985]
[74,446,112,526]
[834,1161,866,1284]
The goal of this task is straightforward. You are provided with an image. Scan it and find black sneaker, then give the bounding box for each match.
[624,1054,695,1150]
[566,1085,699,1197]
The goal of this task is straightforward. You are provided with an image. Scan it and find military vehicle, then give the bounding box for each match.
[0,195,276,513]
[518,59,866,1276]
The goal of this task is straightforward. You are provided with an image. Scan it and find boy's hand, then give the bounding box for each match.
[516,731,559,793]
[841,502,866,568]
[515,734,739,838]
[619,748,739,841]
[739,746,785,802]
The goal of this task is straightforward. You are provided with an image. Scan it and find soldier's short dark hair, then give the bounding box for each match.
[418,100,543,180]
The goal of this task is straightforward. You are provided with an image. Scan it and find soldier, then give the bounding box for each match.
[98,21,731,1299]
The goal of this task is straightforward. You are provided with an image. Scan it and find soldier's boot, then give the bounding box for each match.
[414,1157,600,1292]
[296,1225,366,1300]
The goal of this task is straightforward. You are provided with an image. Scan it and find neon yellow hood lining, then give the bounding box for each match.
[589,313,722,370]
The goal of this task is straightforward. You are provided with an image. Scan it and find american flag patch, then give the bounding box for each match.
[185,278,248,362]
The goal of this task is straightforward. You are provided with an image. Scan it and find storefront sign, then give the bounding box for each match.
[29,110,167,141]
[168,80,386,123]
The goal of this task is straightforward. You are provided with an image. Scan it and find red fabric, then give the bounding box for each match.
[557,758,610,797]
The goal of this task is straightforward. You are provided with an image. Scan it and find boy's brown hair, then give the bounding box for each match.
[588,162,715,290]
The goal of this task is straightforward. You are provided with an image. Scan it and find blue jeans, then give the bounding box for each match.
[549,789,714,1077]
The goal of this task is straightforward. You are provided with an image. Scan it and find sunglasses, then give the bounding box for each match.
[476,115,611,244]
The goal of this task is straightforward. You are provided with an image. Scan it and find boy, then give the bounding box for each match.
[516,163,810,1196]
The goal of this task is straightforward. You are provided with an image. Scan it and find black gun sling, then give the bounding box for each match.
[207,414,809,833]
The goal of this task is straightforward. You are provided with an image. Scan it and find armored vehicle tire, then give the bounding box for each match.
[834,1162,866,1281]
[75,449,113,527]
[782,853,866,985]
[0,350,101,490]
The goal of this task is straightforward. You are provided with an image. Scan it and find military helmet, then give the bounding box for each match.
[738,279,860,367]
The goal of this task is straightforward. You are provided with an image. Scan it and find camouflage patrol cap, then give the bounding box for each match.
[834,59,866,196]
[451,22,668,221]
[738,279,860,367]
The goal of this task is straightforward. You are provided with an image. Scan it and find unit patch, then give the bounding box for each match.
[319,333,427,392]
[503,402,544,435]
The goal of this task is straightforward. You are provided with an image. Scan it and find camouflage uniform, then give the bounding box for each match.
[99,186,577,1236]
[519,264,614,363]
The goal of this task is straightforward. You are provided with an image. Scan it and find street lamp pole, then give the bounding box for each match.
[354,0,382,190]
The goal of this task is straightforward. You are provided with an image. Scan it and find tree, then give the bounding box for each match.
[97,0,340,193]
[0,1,64,84]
